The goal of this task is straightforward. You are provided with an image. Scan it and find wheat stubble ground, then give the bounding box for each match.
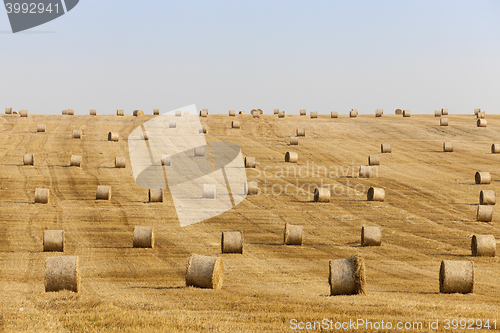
[0,113,499,332]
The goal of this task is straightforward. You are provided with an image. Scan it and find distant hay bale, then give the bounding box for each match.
[278,111,285,118]
[148,189,163,202]
[439,260,474,294]
[475,171,491,184]
[62,110,68,115]
[395,109,403,115]
[133,226,154,248]
[115,157,126,168]
[229,110,236,116]
[203,184,216,199]
[314,188,330,202]
[491,144,500,154]
[477,205,493,222]
[403,110,411,117]
[239,111,246,115]
[361,226,381,246]
[441,108,448,115]
[117,109,124,116]
[20,109,28,117]
[471,235,496,257]
[244,157,256,168]
[72,130,82,139]
[194,146,205,157]
[37,124,46,132]
[477,111,485,119]
[251,110,260,118]
[284,223,303,245]
[133,110,144,116]
[185,254,224,289]
[300,109,306,115]
[349,109,357,118]
[199,125,207,134]
[161,155,171,166]
[245,181,259,195]
[45,256,80,292]
[23,153,34,166]
[199,110,208,117]
[169,120,176,128]
[434,110,441,117]
[358,165,372,178]
[231,121,240,129]
[35,188,49,204]
[70,155,82,167]
[443,142,453,152]
[96,185,111,200]
[175,110,182,117]
[108,132,119,141]
[285,152,298,163]
[375,109,383,117]
[13,111,18,114]
[331,111,338,118]
[479,190,495,205]
[90,109,97,115]
[153,109,160,115]
[221,231,243,254]
[381,143,392,153]
[329,254,366,296]
[440,118,448,126]
[310,111,318,118]
[368,155,379,166]
[5,107,12,114]
[43,230,64,252]
[474,108,480,115]
[367,187,385,201]
[296,128,305,137]
[477,119,487,127]
[290,137,299,145]
[67,109,75,115]
[273,109,279,115]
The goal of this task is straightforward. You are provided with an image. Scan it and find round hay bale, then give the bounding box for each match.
[439,260,474,294]
[244,157,256,168]
[142,131,150,140]
[70,155,81,167]
[20,109,28,117]
[23,153,34,166]
[199,110,208,117]
[329,254,366,295]
[194,146,205,157]
[361,226,381,246]
[471,235,496,257]
[434,110,441,117]
[285,151,298,163]
[375,109,383,117]
[440,118,449,126]
[175,110,182,117]
[256,109,263,115]
[133,226,154,248]
[477,111,485,119]
[245,181,259,195]
[349,110,357,118]
[231,121,240,129]
[251,110,260,118]
[117,109,124,116]
[296,128,305,137]
[153,108,160,115]
[161,155,171,166]
[221,231,243,254]
[475,171,491,184]
[477,119,487,127]
[115,157,126,168]
[443,142,453,152]
[358,165,372,178]
[229,110,236,116]
[67,109,75,115]
[12,111,18,114]
[5,107,12,114]
[239,111,246,115]
[185,254,224,289]
[35,188,49,204]
[441,108,449,115]
[278,111,285,118]
[148,189,163,202]
[381,143,392,153]
[90,109,97,116]
[37,124,46,132]
[169,120,176,129]
[310,111,318,118]
[331,111,338,118]
[477,205,493,222]
[284,223,303,245]
[368,155,379,166]
[474,108,480,115]
[133,110,144,116]
[395,109,403,115]
[479,190,495,205]
[491,144,500,154]
[273,109,279,115]
[43,230,64,252]
[290,137,299,145]
[108,132,119,142]
[403,110,411,117]
[45,256,80,292]
[62,109,68,115]
[300,109,306,115]
[203,184,216,199]
[314,188,330,202]
[367,187,385,201]
[96,185,111,200]
[72,130,81,139]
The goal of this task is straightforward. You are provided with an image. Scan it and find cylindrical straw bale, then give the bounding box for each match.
[37,124,46,132]
[96,185,111,200]
[440,118,448,126]
[290,137,299,145]
[244,157,256,168]
[471,235,496,257]
[161,155,171,166]
[62,109,68,115]
[278,111,285,118]
[72,130,81,139]
[477,111,485,119]
[231,121,240,129]
[142,131,149,140]
[296,128,305,137]
[245,181,259,195]
[43,230,64,252]
[199,110,208,117]
[329,254,366,295]
[368,155,379,166]
[153,108,160,115]
[20,109,28,117]
[67,109,75,115]
[441,108,448,115]
[331,111,338,118]
[284,223,303,245]
[273,109,279,115]
[229,110,236,116]
[439,260,474,294]
[23,153,34,165]
[194,146,205,157]
[403,110,411,117]
[477,205,493,222]
[251,110,260,118]
[310,111,318,118]
[90,109,97,115]
[358,165,372,178]
[117,109,124,116]
[45,256,80,292]
[70,155,81,167]
[491,144,500,154]
[199,125,207,134]
[169,120,176,128]
[381,143,392,153]
[480,190,495,205]
[314,188,330,202]
[221,231,243,254]
[434,110,441,117]
[115,156,126,168]
[475,171,491,184]
[185,254,224,289]
[477,119,487,127]
[175,110,182,117]
[133,226,154,248]
[148,189,163,202]
[133,110,144,116]
[375,109,383,117]
[203,184,216,199]
[108,132,119,141]
[300,109,306,115]
[474,108,480,115]
[395,108,402,115]
[361,226,381,246]
[239,111,246,114]
[349,110,357,118]
[35,188,49,204]
[285,152,298,163]
[367,187,385,201]
[443,142,453,152]
[5,107,12,114]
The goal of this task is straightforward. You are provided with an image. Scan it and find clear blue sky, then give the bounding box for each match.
[1,0,499,115]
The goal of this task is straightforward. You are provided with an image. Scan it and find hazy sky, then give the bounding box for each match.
[1,1,499,115]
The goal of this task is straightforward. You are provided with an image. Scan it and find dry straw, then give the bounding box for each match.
[35,188,49,204]
[23,153,34,165]
[367,187,385,201]
[62,110,68,115]
[153,108,160,115]
[278,111,285,118]
[441,108,449,115]
[115,157,126,168]
[368,155,379,166]
[194,146,205,157]
[491,144,500,154]
[70,155,81,167]
[381,143,392,153]
[133,226,154,248]
[440,118,448,126]
[133,110,144,116]
[45,256,80,292]
[310,111,318,118]
[477,119,487,127]
[203,184,216,199]
[474,108,480,115]
[361,226,381,246]
[475,171,491,184]
[403,110,411,117]
[117,109,124,116]
[375,109,383,117]
[43,230,64,252]
[251,110,260,118]
[239,111,246,114]
[245,157,256,168]
[476,205,493,222]
[479,190,495,205]
[108,132,119,141]
[395,109,402,115]
[477,111,485,119]
[20,109,28,117]
[329,254,366,296]
[67,109,75,115]
[185,254,224,289]
[229,110,236,116]
[273,109,279,115]
[296,128,305,137]
[439,260,474,294]
[231,121,240,129]
[221,231,243,254]
[471,235,496,257]
[285,152,298,163]
[90,109,97,115]
[434,110,441,117]
[331,111,338,118]
[245,181,259,195]
[5,107,12,114]
[300,109,306,115]
[284,223,303,245]
[175,110,182,117]
[73,130,82,139]
[290,137,299,145]
[443,142,453,152]
[37,124,46,132]
[161,155,171,166]
[358,166,372,178]
[199,109,208,117]
[96,185,111,200]
[148,189,163,202]
[314,187,330,202]
[349,109,357,118]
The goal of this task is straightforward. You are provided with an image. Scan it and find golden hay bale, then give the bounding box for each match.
[153,108,160,115]
[45,256,80,292]
[440,118,448,126]
[199,110,208,117]
[361,226,381,246]
[43,230,64,252]
[395,109,403,115]
[441,108,449,115]
[194,146,205,157]
[23,153,34,166]
[231,121,240,129]
[169,120,176,129]
[491,144,500,154]
[13,111,18,114]
[480,190,496,205]
[245,157,256,168]
[367,187,385,201]
[475,171,491,184]
[245,181,259,195]
[329,254,366,296]
[296,128,305,137]
[300,109,306,115]
[314,188,330,202]
[368,155,379,166]
[239,111,246,114]
[221,231,243,254]
[62,110,68,115]
[70,155,82,167]
[290,137,299,145]
[349,109,357,118]
[67,109,75,115]
[403,110,411,117]
[443,142,453,152]
[434,110,441,117]
[251,110,260,118]
[133,226,154,248]
[358,165,372,178]
[148,189,163,202]
[35,188,49,204]
[90,109,97,115]
[284,223,303,245]
[439,260,474,294]
[273,109,279,115]
[175,110,182,117]
[285,151,298,163]
[477,205,493,222]
[133,110,144,116]
[477,119,487,127]
[229,110,236,116]
[161,155,171,166]
[471,235,496,257]
[185,254,224,289]
[203,184,216,199]
[310,111,318,118]
[108,132,119,141]
[72,130,81,139]
[375,109,383,117]
[381,143,392,153]
[115,156,126,168]
[20,109,28,117]
[117,109,124,116]
[331,111,338,118]
[477,111,485,119]
[37,124,46,132]
[5,107,12,114]
[278,111,285,118]
[474,108,480,115]
[96,185,111,200]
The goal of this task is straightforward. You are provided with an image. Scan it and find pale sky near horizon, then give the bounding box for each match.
[0,0,499,115]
